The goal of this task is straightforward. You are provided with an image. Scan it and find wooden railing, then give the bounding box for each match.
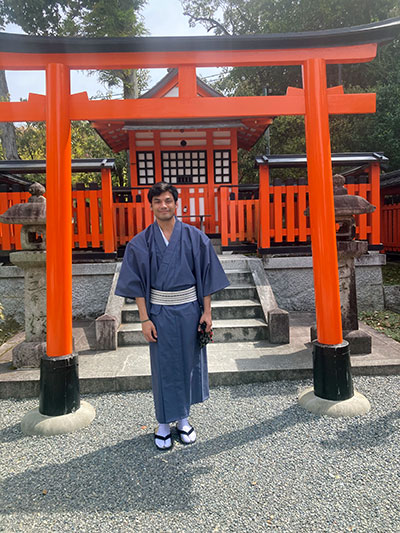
[381,188,400,253]
[0,167,116,253]
[219,162,381,249]
[0,190,29,250]
[0,163,385,253]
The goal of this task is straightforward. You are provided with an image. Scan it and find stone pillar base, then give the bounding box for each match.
[310,325,371,354]
[298,387,370,417]
[21,400,95,435]
[12,341,46,368]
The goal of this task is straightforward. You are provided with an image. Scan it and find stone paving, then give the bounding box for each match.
[1,313,400,398]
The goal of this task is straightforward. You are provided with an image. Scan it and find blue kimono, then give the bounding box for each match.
[115,219,229,423]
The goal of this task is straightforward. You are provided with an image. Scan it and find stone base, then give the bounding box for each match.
[21,400,96,436]
[298,387,370,417]
[12,341,46,368]
[310,326,371,354]
[268,308,290,344]
[95,313,117,350]
[345,329,372,355]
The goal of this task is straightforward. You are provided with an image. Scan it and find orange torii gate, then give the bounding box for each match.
[1,18,399,427]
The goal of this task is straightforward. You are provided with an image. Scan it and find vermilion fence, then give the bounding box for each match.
[381,188,400,253]
[0,169,387,253]
[0,190,29,250]
[113,185,220,246]
[219,164,381,249]
[0,168,115,253]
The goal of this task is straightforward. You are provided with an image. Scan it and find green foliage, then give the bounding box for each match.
[0,0,148,172]
[0,0,149,100]
[11,120,127,186]
[183,0,400,171]
[359,309,400,343]
[382,262,400,285]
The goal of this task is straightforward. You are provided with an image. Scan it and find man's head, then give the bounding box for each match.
[148,182,178,223]
[147,182,178,204]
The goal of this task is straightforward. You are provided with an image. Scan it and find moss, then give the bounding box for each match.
[359,310,400,343]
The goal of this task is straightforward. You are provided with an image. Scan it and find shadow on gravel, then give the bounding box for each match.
[228,380,306,398]
[0,423,24,443]
[320,409,400,450]
[1,405,309,514]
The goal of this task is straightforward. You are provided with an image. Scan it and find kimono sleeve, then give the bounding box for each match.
[115,240,148,299]
[199,236,230,297]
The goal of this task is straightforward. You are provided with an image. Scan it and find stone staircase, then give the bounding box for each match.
[116,256,288,347]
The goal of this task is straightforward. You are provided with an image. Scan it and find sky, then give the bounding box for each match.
[4,0,221,102]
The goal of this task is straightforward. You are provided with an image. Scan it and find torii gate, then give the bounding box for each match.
[1,18,399,430]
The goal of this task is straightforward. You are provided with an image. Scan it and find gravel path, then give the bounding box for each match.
[1,376,400,533]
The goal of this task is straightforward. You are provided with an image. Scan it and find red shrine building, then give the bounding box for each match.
[93,67,271,236]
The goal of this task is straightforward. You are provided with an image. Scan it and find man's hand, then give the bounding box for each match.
[198,311,212,333]
[142,320,158,342]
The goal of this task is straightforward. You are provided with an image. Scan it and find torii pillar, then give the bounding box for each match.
[298,58,370,416]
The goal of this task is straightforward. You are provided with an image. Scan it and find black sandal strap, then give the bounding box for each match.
[154,433,172,441]
[176,426,194,437]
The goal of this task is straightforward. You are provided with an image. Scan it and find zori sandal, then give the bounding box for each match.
[154,431,173,450]
[176,425,196,445]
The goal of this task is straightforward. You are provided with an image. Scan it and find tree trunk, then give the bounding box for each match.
[0,70,20,160]
[122,70,138,99]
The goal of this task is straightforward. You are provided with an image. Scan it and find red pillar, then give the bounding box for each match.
[101,167,115,253]
[258,164,270,249]
[303,58,343,346]
[46,63,73,357]
[369,161,381,246]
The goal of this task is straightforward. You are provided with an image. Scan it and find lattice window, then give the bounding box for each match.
[136,151,155,185]
[161,151,207,184]
[214,150,232,183]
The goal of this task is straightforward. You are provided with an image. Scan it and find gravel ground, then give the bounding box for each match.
[1,376,400,533]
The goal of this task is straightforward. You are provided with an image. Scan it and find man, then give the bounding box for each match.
[115,182,229,450]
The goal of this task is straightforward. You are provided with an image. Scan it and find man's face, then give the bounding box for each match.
[151,191,177,222]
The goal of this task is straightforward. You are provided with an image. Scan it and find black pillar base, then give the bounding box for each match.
[313,340,353,401]
[39,353,80,416]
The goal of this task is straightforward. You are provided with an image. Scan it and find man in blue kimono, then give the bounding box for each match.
[115,182,229,450]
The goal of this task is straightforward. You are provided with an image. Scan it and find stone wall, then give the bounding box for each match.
[263,252,385,312]
[0,253,386,323]
[384,285,400,313]
[0,262,117,324]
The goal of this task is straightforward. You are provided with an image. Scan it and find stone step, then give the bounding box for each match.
[211,299,263,319]
[117,318,268,346]
[218,256,250,270]
[121,299,263,323]
[224,270,253,285]
[212,286,258,300]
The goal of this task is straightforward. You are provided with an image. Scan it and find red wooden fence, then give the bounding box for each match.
[0,165,389,253]
[219,164,382,249]
[381,187,400,253]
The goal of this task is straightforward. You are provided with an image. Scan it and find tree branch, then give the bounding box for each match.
[184,14,232,35]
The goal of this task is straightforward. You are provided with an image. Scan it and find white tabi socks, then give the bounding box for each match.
[155,423,172,449]
[177,418,196,444]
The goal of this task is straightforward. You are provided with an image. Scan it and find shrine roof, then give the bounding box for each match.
[92,69,271,152]
[0,18,399,53]
[255,152,389,168]
[381,170,400,189]
[141,68,222,99]
[0,159,115,174]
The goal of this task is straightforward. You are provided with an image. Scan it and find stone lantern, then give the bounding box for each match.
[0,182,46,367]
[311,174,376,353]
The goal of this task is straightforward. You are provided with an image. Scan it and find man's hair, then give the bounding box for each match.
[147,182,179,203]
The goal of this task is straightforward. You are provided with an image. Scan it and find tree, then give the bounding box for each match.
[183,0,400,177]
[15,120,127,186]
[0,0,148,159]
